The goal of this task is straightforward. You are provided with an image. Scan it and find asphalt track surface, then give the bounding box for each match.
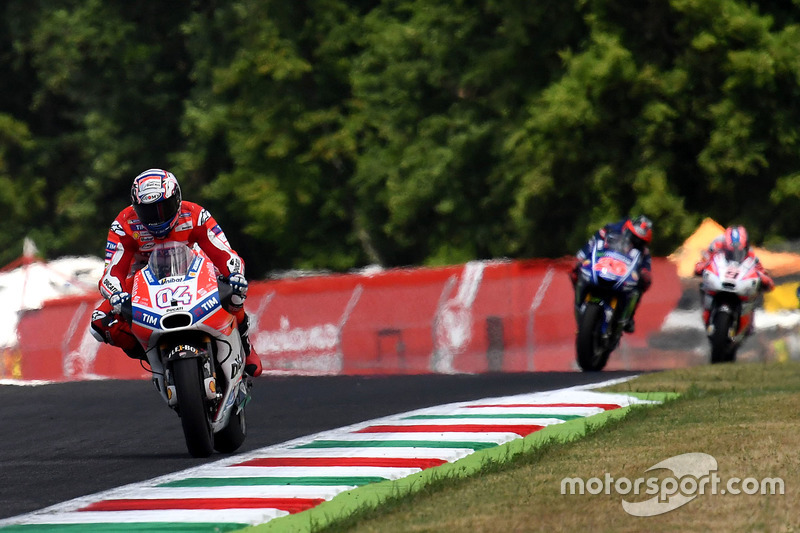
[0,371,641,520]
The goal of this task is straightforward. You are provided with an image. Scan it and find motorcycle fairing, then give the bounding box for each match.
[701,252,761,343]
[129,250,233,345]
[578,236,643,338]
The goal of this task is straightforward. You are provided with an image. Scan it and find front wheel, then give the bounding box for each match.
[710,312,735,364]
[173,357,214,458]
[576,303,611,372]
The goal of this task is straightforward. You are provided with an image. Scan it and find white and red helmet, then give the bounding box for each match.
[130,169,182,238]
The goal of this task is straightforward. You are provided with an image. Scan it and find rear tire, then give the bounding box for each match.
[710,312,733,364]
[173,357,214,458]
[576,303,610,372]
[214,402,247,453]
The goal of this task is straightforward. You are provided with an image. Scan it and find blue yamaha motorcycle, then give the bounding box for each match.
[574,233,643,371]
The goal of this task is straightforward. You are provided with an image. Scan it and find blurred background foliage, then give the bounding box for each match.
[2,0,800,277]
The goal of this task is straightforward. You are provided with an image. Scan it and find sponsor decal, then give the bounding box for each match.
[143,269,157,285]
[91,310,106,321]
[199,209,211,226]
[169,344,200,357]
[223,385,237,409]
[258,316,338,354]
[227,257,242,274]
[110,221,126,236]
[432,262,484,373]
[174,222,193,232]
[133,232,153,243]
[190,294,220,321]
[137,178,162,192]
[140,242,155,251]
[132,307,160,328]
[187,255,203,277]
[102,279,117,294]
[141,192,163,203]
[104,243,116,261]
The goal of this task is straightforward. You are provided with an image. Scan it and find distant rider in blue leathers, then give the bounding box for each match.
[569,215,653,333]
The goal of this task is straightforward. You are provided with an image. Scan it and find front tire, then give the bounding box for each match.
[710,312,734,364]
[576,303,611,372]
[173,357,214,458]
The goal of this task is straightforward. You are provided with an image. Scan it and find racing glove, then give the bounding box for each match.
[227,273,248,308]
[109,291,131,315]
[693,260,706,276]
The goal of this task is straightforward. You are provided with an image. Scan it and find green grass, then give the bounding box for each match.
[247,361,800,532]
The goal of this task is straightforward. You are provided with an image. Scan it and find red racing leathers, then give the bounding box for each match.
[693,237,774,327]
[693,237,774,291]
[91,201,247,356]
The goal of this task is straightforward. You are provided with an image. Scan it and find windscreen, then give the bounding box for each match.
[147,242,195,280]
[724,248,747,263]
[603,232,633,255]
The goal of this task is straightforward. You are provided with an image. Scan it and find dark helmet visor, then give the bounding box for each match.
[133,195,180,234]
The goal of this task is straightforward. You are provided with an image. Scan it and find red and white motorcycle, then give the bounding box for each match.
[121,241,251,457]
[699,250,762,363]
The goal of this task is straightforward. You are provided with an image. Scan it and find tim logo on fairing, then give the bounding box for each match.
[191,295,220,320]
[133,309,160,328]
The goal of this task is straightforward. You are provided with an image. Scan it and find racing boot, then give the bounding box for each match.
[238,313,262,377]
[112,324,147,361]
[623,293,642,334]
[90,309,147,361]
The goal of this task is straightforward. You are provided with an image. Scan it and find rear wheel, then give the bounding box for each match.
[576,303,611,372]
[710,312,734,364]
[173,357,214,458]
[214,401,247,453]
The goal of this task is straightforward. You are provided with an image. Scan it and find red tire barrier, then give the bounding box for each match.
[9,258,682,381]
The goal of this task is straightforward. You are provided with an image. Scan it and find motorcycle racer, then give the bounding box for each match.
[693,225,774,327]
[90,168,262,377]
[569,215,653,333]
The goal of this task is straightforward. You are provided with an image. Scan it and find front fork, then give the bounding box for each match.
[153,337,219,408]
[576,288,634,336]
[707,305,740,339]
